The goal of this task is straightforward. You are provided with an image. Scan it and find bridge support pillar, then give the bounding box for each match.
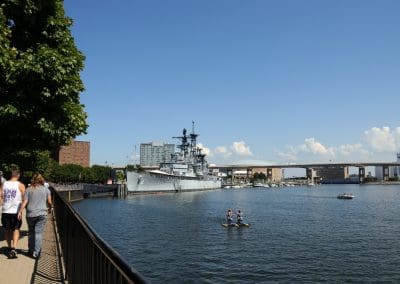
[358,167,365,183]
[306,168,316,184]
[247,168,253,183]
[267,168,272,182]
[227,168,233,184]
[383,165,390,181]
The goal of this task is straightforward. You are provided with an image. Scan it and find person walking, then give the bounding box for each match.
[18,173,52,259]
[1,169,25,258]
[0,171,6,186]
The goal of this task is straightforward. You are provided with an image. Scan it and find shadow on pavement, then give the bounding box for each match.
[30,215,64,284]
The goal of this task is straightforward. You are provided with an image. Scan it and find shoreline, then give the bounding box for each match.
[363,181,400,185]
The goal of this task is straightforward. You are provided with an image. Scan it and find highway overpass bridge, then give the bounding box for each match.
[210,162,400,183]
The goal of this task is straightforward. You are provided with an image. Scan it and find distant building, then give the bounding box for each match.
[55,140,90,167]
[375,167,392,180]
[375,153,400,180]
[251,167,283,183]
[317,166,349,183]
[140,142,175,167]
[216,167,283,184]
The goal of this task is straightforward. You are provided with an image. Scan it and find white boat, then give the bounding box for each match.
[126,125,221,193]
[254,183,270,188]
[337,193,354,199]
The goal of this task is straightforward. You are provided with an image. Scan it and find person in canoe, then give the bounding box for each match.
[226,209,233,224]
[236,209,244,225]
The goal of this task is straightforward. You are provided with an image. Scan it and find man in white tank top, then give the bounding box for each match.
[0,171,6,186]
[1,169,26,258]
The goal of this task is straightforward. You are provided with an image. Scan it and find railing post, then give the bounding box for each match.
[50,186,148,284]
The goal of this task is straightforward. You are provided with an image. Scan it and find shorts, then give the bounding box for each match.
[1,213,22,230]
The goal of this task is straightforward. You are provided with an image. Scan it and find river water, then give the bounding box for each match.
[73,185,400,283]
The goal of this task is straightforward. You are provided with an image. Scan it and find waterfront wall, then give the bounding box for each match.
[53,183,128,201]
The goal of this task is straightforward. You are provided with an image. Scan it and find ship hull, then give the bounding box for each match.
[126,171,221,192]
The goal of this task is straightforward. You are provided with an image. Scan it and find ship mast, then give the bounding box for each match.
[173,128,189,158]
[190,121,199,159]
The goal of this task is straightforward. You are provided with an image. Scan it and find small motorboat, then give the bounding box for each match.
[337,193,354,199]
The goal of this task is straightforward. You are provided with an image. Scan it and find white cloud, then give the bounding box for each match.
[395,127,400,147]
[364,126,397,152]
[338,143,363,156]
[234,159,273,165]
[275,138,372,163]
[277,138,335,162]
[211,141,253,162]
[303,137,335,155]
[214,146,232,158]
[276,150,298,161]
[231,141,253,156]
[215,146,228,154]
[197,143,212,157]
[211,126,400,165]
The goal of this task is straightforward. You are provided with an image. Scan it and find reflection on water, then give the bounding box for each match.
[74,185,400,283]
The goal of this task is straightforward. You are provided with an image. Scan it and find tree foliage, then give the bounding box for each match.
[0,0,87,166]
[49,163,112,184]
[1,150,112,184]
[126,164,144,172]
[252,172,267,182]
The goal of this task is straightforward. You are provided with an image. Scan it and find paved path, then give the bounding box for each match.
[0,211,36,283]
[0,211,64,283]
[31,213,64,283]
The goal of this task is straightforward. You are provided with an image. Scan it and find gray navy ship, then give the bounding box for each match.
[126,124,222,192]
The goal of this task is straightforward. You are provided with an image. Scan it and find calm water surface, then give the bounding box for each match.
[74,185,400,283]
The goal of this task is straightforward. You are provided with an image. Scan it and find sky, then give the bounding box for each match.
[64,0,400,171]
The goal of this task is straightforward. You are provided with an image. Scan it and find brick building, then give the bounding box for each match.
[55,140,90,167]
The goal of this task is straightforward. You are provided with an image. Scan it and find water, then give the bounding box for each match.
[73,185,400,283]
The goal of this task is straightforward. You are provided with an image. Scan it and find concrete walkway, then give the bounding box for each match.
[0,211,64,283]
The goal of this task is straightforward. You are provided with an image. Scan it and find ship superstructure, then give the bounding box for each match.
[126,123,221,192]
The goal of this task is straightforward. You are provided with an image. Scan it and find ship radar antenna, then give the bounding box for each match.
[190,121,198,150]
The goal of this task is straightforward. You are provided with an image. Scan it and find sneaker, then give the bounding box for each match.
[9,249,17,259]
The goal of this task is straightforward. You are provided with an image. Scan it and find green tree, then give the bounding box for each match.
[126,164,144,172]
[252,172,267,183]
[126,164,136,171]
[115,171,125,182]
[81,167,96,184]
[51,163,83,183]
[0,0,87,167]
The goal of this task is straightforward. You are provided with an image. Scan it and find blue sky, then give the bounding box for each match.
[64,0,400,168]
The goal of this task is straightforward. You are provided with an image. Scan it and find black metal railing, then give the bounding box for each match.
[51,187,148,284]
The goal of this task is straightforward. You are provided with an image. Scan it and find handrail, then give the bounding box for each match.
[51,186,148,284]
